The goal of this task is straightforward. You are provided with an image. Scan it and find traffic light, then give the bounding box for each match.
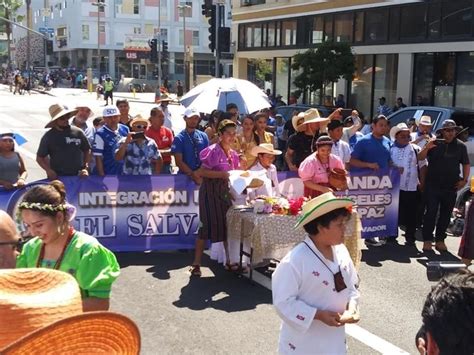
[218,27,230,53]
[149,39,157,62]
[208,5,216,52]
[46,40,54,55]
[201,0,212,17]
[161,40,169,63]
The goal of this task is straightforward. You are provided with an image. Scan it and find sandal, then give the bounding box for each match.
[189,265,202,277]
[224,263,240,272]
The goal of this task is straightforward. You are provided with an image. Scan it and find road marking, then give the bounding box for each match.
[0,113,30,128]
[237,265,411,355]
[345,324,410,354]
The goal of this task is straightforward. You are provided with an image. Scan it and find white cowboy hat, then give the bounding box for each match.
[45,104,78,128]
[292,108,329,132]
[417,115,432,126]
[250,143,282,157]
[389,122,410,141]
[295,192,353,229]
[0,269,141,354]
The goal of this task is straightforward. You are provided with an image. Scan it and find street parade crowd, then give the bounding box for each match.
[0,85,473,354]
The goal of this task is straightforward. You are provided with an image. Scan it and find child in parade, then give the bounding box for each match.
[272,192,360,354]
[16,180,120,312]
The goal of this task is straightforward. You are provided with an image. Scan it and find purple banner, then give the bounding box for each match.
[0,169,399,250]
[345,168,401,238]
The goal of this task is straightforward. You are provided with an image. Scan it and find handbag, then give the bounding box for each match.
[328,167,348,191]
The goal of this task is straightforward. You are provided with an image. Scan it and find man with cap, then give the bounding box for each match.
[92,105,130,176]
[390,123,427,246]
[157,93,173,130]
[103,77,114,105]
[115,115,162,175]
[417,119,470,252]
[411,115,435,149]
[328,120,351,169]
[285,109,329,171]
[0,211,21,269]
[376,97,392,116]
[37,104,91,180]
[146,106,174,174]
[171,108,209,184]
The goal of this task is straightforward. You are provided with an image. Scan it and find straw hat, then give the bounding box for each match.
[295,192,353,229]
[129,114,149,127]
[389,122,410,141]
[0,269,141,354]
[250,143,282,157]
[45,104,78,128]
[292,108,328,132]
[418,115,432,126]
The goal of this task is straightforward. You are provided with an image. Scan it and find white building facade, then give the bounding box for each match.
[18,0,232,82]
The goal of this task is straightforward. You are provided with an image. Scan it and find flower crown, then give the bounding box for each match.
[18,202,67,212]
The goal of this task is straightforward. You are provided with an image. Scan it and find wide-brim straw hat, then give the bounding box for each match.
[45,104,78,128]
[1,312,141,355]
[129,114,149,127]
[250,143,282,157]
[292,108,329,132]
[0,269,141,354]
[295,192,353,229]
[389,122,410,141]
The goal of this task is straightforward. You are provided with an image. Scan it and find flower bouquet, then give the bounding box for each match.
[252,196,307,216]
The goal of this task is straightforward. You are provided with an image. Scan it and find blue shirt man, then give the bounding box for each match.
[171,107,209,184]
[350,115,392,172]
[93,106,129,175]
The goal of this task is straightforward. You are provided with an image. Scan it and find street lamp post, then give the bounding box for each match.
[177,4,191,92]
[92,1,106,81]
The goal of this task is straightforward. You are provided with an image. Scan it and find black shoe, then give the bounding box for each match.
[365,238,382,247]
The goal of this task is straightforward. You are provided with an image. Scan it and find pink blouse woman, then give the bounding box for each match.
[299,135,345,198]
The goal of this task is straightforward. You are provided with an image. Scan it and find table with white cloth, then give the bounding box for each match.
[225,208,362,281]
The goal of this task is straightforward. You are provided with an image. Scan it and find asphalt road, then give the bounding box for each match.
[0,85,469,354]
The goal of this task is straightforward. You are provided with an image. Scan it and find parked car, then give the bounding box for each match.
[388,106,474,216]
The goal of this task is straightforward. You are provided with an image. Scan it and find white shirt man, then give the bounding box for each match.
[328,120,351,167]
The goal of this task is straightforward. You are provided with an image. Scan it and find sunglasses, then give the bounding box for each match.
[0,238,25,252]
[134,125,148,129]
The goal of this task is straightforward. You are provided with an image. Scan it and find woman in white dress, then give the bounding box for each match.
[272,192,360,354]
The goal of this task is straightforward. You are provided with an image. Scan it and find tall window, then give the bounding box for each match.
[364,9,388,42]
[413,53,434,106]
[133,0,139,14]
[192,31,199,46]
[400,4,426,40]
[160,28,168,42]
[442,0,472,37]
[350,55,374,118]
[311,16,323,44]
[115,0,139,16]
[267,22,276,47]
[82,24,89,40]
[334,13,352,42]
[373,54,398,115]
[354,12,364,42]
[456,52,474,109]
[282,20,296,46]
[324,15,333,42]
